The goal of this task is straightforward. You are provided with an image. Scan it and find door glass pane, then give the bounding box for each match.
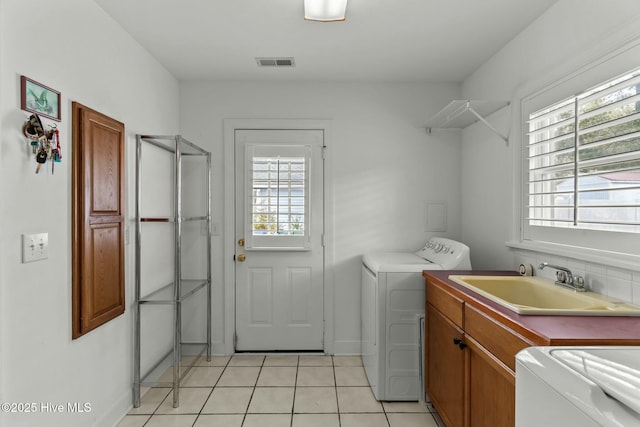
[244,142,312,250]
[251,156,306,236]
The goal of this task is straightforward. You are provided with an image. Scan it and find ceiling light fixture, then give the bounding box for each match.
[304,0,348,22]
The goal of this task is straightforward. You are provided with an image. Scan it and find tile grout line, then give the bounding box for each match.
[194,356,230,427]
[240,355,263,427]
[289,356,300,427]
[333,357,346,427]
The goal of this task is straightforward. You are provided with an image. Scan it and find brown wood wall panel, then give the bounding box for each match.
[72,102,125,339]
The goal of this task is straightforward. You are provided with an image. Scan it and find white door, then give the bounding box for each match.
[235,129,324,351]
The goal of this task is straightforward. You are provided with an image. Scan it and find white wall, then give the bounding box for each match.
[460,0,640,300]
[0,1,179,426]
[179,81,462,354]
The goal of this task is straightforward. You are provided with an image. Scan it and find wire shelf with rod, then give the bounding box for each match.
[425,100,510,144]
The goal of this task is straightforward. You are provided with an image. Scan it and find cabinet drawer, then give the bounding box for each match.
[465,305,533,371]
[426,280,463,328]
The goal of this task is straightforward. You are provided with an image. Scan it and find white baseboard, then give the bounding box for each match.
[332,340,362,356]
[96,391,132,427]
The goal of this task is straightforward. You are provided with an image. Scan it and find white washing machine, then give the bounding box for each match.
[361,237,471,401]
[516,346,640,427]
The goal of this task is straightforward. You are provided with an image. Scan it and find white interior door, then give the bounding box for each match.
[235,129,324,351]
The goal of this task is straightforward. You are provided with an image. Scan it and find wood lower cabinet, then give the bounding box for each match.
[467,336,515,427]
[424,270,640,427]
[426,307,465,427]
[425,276,533,427]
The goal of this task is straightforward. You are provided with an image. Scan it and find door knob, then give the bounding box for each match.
[237,253,246,262]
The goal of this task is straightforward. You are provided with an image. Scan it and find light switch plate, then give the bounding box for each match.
[22,233,49,263]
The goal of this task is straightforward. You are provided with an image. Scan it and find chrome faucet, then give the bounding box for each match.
[538,262,586,292]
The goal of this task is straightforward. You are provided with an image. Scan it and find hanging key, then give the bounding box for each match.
[51,148,59,174]
[44,141,52,160]
[30,140,38,154]
[35,148,47,174]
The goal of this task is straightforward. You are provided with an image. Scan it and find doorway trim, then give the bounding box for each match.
[223,119,335,355]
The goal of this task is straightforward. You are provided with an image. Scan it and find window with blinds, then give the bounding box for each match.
[251,156,306,236]
[527,68,640,233]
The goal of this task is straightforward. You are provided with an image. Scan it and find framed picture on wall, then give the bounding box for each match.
[20,76,61,121]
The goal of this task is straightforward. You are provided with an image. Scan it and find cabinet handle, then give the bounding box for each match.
[452,338,467,350]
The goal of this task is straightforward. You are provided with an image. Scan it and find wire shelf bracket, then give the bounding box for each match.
[425,100,510,144]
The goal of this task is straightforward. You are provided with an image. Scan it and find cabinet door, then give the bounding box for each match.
[467,336,515,427]
[72,102,125,339]
[426,305,465,427]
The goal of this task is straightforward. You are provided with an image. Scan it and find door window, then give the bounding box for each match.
[245,144,311,250]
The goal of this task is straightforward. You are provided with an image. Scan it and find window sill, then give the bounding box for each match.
[506,240,640,273]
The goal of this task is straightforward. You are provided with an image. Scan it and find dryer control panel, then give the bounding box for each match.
[415,237,471,270]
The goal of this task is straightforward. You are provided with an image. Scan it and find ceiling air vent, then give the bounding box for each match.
[256,57,296,67]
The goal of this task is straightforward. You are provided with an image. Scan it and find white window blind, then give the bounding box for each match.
[527,68,640,233]
[251,156,306,236]
[244,143,311,250]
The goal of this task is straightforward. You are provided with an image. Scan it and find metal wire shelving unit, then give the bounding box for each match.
[133,135,212,408]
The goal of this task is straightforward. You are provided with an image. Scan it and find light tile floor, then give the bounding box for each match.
[118,355,443,427]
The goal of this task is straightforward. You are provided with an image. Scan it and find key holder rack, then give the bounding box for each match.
[23,113,62,174]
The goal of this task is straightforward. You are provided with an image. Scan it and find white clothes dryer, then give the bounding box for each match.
[361,237,471,401]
